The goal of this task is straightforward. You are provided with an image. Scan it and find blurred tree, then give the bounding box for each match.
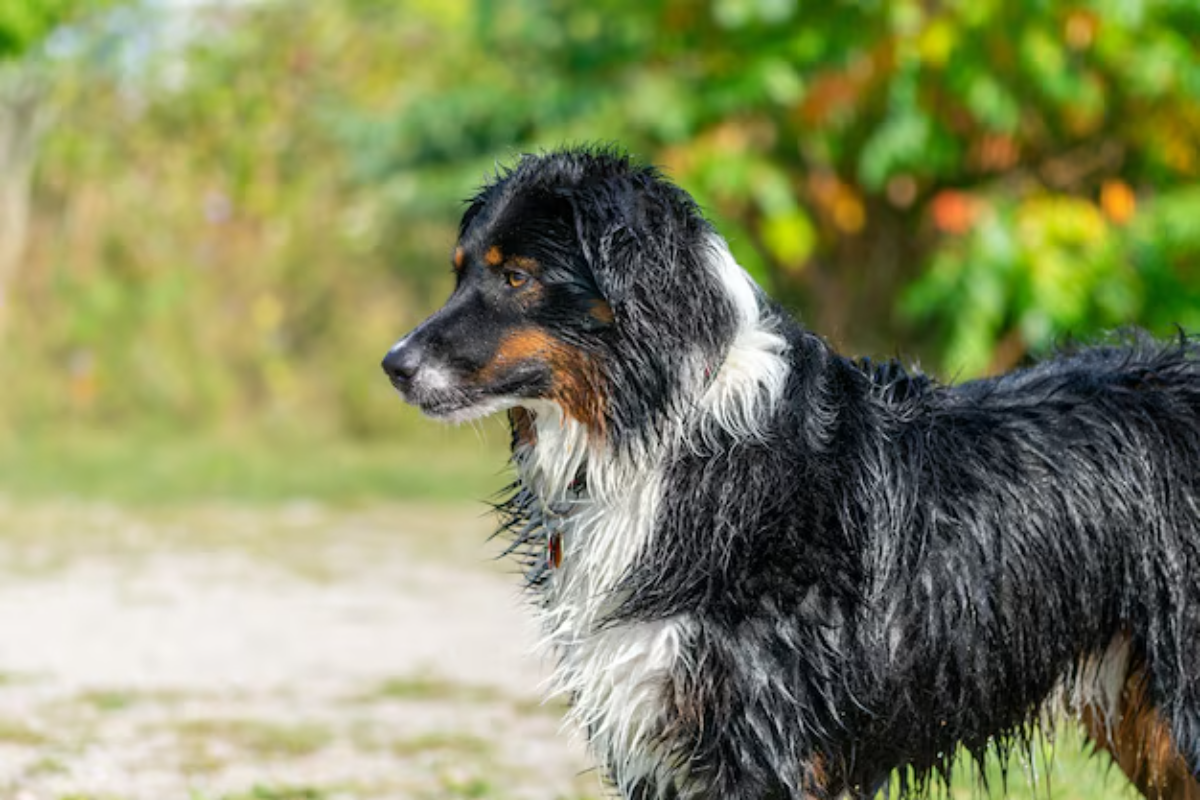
[12,0,1200,440]
[342,0,1200,374]
[0,0,109,323]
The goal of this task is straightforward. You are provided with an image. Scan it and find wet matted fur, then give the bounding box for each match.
[382,147,1200,799]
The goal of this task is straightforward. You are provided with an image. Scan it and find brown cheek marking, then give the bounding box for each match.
[485,245,504,266]
[488,329,557,369]
[549,344,607,438]
[452,246,465,271]
[487,329,607,437]
[1082,667,1200,799]
[589,299,614,325]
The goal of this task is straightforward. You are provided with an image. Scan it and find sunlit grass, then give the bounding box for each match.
[880,724,1139,799]
[360,673,505,705]
[0,425,509,506]
[390,731,494,758]
[171,718,334,763]
[0,718,49,746]
[194,787,334,800]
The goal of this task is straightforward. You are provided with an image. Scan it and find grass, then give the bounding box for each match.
[390,731,494,758]
[882,724,1140,799]
[172,718,334,763]
[362,673,505,704]
[511,694,571,719]
[77,689,145,713]
[0,424,509,506]
[201,788,334,800]
[0,497,496,583]
[0,718,49,746]
[25,755,69,777]
[429,775,500,799]
[76,688,191,713]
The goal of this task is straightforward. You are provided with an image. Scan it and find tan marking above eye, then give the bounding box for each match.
[452,246,465,271]
[485,245,504,266]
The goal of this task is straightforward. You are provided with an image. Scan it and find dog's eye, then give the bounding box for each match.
[505,270,530,289]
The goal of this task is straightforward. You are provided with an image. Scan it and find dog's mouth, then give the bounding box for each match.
[394,381,517,423]
[392,382,469,416]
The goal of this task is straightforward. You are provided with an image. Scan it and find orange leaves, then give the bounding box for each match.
[797,45,890,128]
[969,134,1020,174]
[1064,10,1098,52]
[1100,180,1136,225]
[807,173,866,235]
[799,71,863,128]
[930,190,979,235]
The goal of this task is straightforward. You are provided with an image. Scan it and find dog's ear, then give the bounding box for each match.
[565,188,664,314]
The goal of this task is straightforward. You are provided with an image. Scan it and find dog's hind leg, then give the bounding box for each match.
[1082,669,1200,800]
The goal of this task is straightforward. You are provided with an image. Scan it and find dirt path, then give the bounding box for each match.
[0,500,597,800]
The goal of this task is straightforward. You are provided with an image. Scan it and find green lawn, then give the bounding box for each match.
[903,726,1139,799]
[0,426,510,506]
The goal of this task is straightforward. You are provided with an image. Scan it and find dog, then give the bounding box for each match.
[382,147,1200,799]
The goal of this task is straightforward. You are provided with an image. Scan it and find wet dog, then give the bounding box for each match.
[383,147,1200,799]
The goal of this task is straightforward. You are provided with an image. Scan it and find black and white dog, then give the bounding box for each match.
[382,147,1200,799]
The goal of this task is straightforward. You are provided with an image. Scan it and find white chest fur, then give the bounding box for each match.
[515,403,686,793]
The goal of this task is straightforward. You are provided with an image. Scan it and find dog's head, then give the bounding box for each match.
[382,148,767,443]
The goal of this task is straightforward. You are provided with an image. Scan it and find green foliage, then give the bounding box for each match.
[335,0,1200,372]
[9,0,1200,449]
[0,0,105,59]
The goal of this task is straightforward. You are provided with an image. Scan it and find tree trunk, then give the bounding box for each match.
[0,63,47,329]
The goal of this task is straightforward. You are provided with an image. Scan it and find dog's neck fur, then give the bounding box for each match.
[511,238,791,629]
[507,239,793,794]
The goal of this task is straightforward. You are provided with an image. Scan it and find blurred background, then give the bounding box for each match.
[0,0,1195,797]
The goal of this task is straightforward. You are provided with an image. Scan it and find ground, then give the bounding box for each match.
[0,500,596,800]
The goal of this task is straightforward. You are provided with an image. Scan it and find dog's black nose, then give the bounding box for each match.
[382,344,421,385]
